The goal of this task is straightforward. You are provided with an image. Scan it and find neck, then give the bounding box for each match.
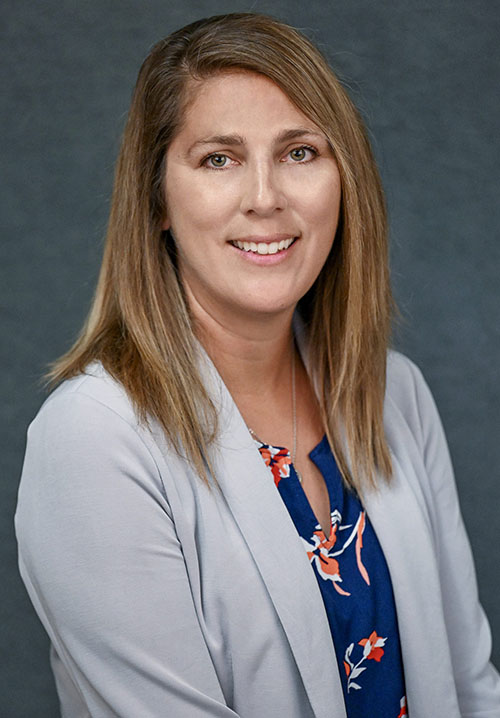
[185,285,296,400]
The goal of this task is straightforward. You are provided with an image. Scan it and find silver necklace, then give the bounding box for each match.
[249,349,303,483]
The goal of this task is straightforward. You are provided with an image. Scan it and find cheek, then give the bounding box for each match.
[293,161,340,208]
[167,171,239,234]
[298,176,341,234]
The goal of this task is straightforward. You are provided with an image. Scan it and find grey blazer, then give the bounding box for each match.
[15,350,500,717]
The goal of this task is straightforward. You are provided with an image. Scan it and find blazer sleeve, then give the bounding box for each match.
[15,391,240,718]
[407,359,500,717]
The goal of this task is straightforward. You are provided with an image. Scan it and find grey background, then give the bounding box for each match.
[2,0,499,715]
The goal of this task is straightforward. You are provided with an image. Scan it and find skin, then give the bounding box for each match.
[163,71,342,533]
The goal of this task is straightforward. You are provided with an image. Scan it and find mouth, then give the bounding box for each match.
[229,236,298,256]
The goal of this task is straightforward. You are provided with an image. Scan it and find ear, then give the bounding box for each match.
[162,216,171,231]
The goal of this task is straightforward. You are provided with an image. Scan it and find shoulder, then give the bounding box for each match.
[384,351,455,496]
[385,349,439,413]
[386,349,427,402]
[19,364,173,530]
[23,363,169,491]
[37,361,139,430]
[384,350,444,457]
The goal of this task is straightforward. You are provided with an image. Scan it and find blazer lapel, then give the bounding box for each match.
[363,455,461,717]
[200,353,347,718]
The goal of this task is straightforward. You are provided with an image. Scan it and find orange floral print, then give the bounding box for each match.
[355,511,370,585]
[303,524,351,595]
[257,445,291,487]
[359,630,386,662]
[344,630,387,692]
[397,696,407,717]
[302,509,370,595]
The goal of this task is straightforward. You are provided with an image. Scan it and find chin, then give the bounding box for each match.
[236,297,297,318]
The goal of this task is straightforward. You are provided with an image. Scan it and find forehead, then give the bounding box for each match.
[178,71,319,139]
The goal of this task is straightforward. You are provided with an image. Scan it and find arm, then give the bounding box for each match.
[408,359,500,717]
[15,390,239,718]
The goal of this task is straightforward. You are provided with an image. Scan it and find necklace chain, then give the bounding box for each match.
[248,345,302,483]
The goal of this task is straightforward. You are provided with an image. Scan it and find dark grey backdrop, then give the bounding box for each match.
[3,1,499,715]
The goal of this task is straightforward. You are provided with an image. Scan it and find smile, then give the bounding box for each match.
[230,237,297,255]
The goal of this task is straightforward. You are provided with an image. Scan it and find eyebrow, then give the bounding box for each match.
[185,127,325,158]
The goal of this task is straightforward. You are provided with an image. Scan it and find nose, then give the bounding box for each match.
[239,160,288,216]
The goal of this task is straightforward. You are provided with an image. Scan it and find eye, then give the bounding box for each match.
[202,153,231,169]
[286,146,318,163]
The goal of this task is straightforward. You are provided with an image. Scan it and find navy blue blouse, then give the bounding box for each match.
[254,434,407,718]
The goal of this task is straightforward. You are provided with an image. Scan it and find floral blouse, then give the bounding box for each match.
[254,434,407,718]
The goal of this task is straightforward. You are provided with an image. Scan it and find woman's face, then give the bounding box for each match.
[163,71,341,326]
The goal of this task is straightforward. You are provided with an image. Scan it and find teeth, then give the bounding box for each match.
[233,237,295,255]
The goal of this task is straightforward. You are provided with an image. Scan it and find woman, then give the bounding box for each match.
[15,13,500,718]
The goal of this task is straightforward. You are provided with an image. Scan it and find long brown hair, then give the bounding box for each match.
[49,13,393,491]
